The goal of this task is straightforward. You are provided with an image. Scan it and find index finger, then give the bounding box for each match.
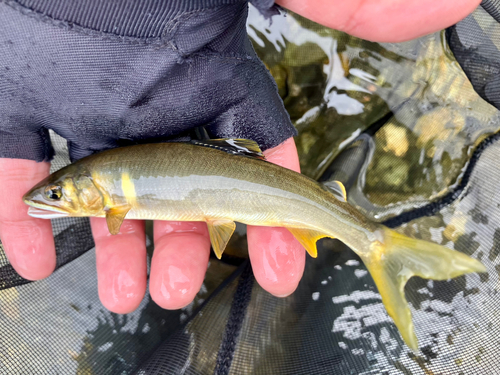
[0,159,56,280]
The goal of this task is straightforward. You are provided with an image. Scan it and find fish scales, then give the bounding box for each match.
[87,143,375,249]
[23,139,487,351]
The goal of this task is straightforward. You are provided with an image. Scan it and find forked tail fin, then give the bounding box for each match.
[360,228,487,351]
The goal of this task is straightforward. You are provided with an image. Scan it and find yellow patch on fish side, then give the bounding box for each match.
[61,178,76,198]
[121,172,137,206]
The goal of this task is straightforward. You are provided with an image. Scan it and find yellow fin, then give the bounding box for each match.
[324,180,347,201]
[105,205,131,235]
[287,228,330,258]
[207,219,236,259]
[361,228,487,351]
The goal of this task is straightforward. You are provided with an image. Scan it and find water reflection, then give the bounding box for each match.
[248,6,393,180]
[243,7,500,374]
[248,7,500,219]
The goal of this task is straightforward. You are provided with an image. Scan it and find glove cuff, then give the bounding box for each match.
[8,0,248,38]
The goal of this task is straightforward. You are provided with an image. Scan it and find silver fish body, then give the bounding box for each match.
[23,140,487,350]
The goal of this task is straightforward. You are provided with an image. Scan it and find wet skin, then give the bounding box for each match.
[276,0,481,43]
[0,0,482,314]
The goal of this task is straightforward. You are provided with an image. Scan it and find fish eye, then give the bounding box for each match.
[44,185,62,200]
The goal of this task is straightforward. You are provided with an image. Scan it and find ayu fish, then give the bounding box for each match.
[23,139,486,350]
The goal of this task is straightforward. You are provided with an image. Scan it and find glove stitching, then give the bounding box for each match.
[162,9,206,59]
[166,2,247,59]
[187,52,266,70]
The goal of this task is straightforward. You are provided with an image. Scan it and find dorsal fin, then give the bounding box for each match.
[191,138,266,160]
[323,180,347,201]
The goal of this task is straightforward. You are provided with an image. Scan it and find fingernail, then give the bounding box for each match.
[274,293,292,298]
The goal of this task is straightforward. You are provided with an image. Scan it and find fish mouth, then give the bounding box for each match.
[25,201,70,219]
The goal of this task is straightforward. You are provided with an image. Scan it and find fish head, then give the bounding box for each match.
[23,167,105,219]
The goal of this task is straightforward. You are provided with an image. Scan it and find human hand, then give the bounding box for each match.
[276,0,482,42]
[0,0,482,315]
[0,138,304,313]
[0,0,301,312]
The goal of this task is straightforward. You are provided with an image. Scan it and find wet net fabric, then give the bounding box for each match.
[447,0,500,110]
[2,3,500,375]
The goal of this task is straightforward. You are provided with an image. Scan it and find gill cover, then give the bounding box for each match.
[73,175,104,214]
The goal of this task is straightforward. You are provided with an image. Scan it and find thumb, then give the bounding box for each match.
[0,158,56,280]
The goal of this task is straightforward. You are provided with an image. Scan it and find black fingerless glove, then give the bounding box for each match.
[0,0,295,161]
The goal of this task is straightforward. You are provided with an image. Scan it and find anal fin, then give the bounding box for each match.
[287,228,330,258]
[207,219,236,259]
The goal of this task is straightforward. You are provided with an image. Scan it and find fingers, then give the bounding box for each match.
[247,138,306,297]
[150,221,210,310]
[91,217,147,314]
[247,226,306,297]
[276,0,481,42]
[0,159,56,280]
[92,217,210,312]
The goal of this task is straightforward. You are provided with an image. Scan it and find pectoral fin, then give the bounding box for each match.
[207,219,236,259]
[105,205,131,235]
[287,228,330,258]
